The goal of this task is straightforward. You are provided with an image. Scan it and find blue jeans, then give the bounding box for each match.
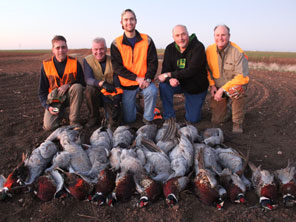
[122,83,158,123]
[159,82,207,123]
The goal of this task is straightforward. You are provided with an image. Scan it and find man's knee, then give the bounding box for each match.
[43,121,59,131]
[159,82,169,92]
[145,83,158,98]
[85,85,97,95]
[70,83,85,94]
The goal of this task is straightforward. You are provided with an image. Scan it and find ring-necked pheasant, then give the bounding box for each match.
[91,167,116,205]
[33,170,64,201]
[274,160,296,207]
[249,161,278,210]
[163,175,190,207]
[193,147,226,210]
[215,146,251,204]
[0,153,29,200]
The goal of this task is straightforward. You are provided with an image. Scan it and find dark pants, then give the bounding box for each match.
[159,82,207,123]
[85,85,121,127]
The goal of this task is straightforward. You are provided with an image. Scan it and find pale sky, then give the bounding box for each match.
[1,0,295,51]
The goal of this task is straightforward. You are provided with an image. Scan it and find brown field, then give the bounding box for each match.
[0,50,296,222]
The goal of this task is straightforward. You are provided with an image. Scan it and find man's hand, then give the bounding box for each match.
[136,77,145,86]
[158,73,170,82]
[210,85,217,97]
[136,77,148,89]
[102,81,116,93]
[169,78,180,87]
[58,84,70,96]
[214,87,224,101]
[48,106,59,115]
[140,80,151,89]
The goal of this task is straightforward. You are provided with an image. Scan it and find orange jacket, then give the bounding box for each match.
[115,33,149,87]
[43,56,77,92]
[206,42,249,92]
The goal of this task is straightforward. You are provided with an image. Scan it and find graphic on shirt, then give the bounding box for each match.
[177,58,186,69]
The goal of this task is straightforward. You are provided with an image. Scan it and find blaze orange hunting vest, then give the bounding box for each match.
[115,33,149,87]
[43,56,77,92]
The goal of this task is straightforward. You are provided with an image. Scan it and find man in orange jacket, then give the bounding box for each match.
[111,9,158,125]
[206,25,249,133]
[38,35,85,131]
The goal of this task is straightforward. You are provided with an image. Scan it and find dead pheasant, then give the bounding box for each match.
[215,146,251,204]
[163,175,190,207]
[34,170,64,201]
[193,147,226,210]
[140,138,172,183]
[82,143,110,184]
[168,134,194,180]
[134,124,158,148]
[155,118,179,154]
[136,173,162,208]
[219,168,247,204]
[58,168,93,201]
[107,148,144,206]
[249,161,278,210]
[90,124,113,149]
[45,129,92,180]
[113,126,135,148]
[91,167,116,206]
[25,141,58,185]
[178,124,202,143]
[274,160,296,207]
[107,171,135,207]
[0,153,29,200]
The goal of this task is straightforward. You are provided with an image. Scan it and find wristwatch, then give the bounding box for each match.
[146,78,152,83]
[163,73,169,79]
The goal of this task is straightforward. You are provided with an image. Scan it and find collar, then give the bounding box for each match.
[122,30,143,46]
[53,56,67,64]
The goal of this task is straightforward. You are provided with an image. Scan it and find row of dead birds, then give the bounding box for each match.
[0,118,296,211]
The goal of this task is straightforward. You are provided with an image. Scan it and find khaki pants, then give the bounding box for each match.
[210,95,246,125]
[43,84,85,131]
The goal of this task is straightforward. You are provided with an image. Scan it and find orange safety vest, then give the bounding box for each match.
[43,56,77,92]
[115,33,149,87]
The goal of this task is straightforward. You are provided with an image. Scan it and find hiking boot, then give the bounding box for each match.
[143,118,153,125]
[232,123,243,134]
[70,123,83,131]
[85,118,99,128]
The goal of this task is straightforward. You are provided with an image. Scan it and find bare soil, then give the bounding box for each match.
[0,50,296,222]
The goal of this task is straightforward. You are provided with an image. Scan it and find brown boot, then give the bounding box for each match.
[232,123,243,134]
